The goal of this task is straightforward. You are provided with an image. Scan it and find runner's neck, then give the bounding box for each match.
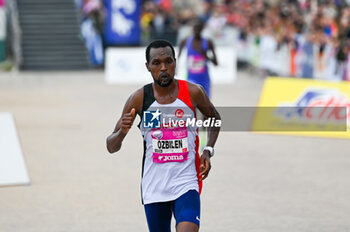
[153,80,179,104]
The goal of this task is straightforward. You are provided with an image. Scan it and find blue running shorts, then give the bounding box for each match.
[144,190,201,232]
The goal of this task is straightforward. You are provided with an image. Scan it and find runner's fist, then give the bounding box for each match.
[199,151,211,181]
[121,108,136,134]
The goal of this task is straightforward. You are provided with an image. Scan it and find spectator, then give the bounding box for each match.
[82,0,105,35]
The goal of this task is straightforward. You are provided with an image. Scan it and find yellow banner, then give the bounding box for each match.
[252,77,350,139]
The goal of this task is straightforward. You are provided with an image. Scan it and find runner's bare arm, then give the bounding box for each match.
[177,38,187,59]
[208,40,218,66]
[106,89,143,153]
[189,83,221,180]
[189,83,221,148]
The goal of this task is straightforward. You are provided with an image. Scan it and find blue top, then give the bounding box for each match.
[185,36,211,96]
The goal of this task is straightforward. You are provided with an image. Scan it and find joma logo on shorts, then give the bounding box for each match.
[159,155,184,162]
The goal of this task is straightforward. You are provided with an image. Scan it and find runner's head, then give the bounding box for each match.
[146,40,175,63]
[193,19,204,38]
[145,40,176,88]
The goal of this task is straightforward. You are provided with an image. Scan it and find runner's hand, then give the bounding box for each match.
[120,108,136,134]
[199,151,211,181]
[199,48,208,59]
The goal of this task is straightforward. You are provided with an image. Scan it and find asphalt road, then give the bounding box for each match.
[0,70,349,232]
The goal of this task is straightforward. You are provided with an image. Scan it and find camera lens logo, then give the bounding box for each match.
[143,109,161,128]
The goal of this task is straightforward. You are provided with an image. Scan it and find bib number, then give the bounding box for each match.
[188,55,206,73]
[152,127,189,163]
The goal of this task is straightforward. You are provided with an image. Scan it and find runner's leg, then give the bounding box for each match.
[173,190,200,232]
[144,201,172,232]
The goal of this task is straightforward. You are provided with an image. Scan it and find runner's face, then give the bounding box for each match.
[147,47,176,87]
[194,24,203,36]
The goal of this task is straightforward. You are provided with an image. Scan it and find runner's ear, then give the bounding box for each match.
[145,63,150,72]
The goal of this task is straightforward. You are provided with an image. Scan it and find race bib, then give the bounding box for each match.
[152,127,189,163]
[188,55,206,73]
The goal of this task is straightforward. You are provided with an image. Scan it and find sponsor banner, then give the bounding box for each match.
[105,46,236,84]
[252,77,350,139]
[105,47,149,84]
[104,0,141,45]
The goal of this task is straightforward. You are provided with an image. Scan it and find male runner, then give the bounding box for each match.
[178,20,218,98]
[106,40,221,232]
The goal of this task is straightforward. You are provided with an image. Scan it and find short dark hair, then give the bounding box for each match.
[193,18,205,28]
[145,40,175,63]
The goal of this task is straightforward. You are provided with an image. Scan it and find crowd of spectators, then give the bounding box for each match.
[140,0,201,45]
[141,0,350,81]
[73,0,350,80]
[223,0,350,81]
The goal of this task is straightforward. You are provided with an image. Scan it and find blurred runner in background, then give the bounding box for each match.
[178,19,218,98]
